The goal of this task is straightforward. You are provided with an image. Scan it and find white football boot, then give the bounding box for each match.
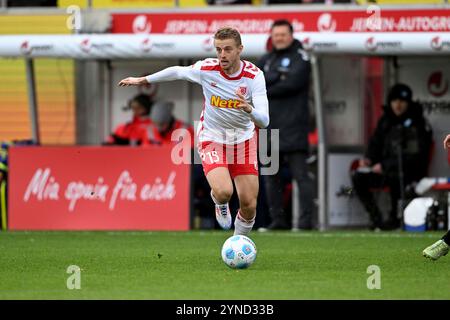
[211,191,232,230]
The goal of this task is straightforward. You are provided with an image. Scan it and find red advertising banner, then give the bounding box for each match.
[8,146,190,230]
[112,9,450,34]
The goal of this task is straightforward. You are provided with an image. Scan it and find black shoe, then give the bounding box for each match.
[267,221,290,230]
[368,217,383,231]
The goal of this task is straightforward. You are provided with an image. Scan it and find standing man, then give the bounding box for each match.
[257,19,314,230]
[422,133,450,260]
[119,27,269,236]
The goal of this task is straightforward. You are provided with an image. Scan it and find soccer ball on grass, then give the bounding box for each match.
[221,235,257,269]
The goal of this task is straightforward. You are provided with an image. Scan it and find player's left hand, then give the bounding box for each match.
[235,91,252,113]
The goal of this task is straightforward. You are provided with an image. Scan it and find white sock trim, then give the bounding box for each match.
[234,210,255,236]
[236,210,255,223]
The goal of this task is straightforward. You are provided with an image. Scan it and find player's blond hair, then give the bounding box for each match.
[214,27,242,47]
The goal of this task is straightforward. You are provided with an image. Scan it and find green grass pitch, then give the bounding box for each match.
[0,230,449,299]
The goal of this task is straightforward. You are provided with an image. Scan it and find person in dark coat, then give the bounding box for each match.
[257,19,314,230]
[352,83,433,230]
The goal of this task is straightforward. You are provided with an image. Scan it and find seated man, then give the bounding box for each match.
[106,94,153,146]
[352,83,433,230]
[143,101,194,147]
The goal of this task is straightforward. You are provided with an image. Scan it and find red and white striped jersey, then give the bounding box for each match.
[146,59,269,145]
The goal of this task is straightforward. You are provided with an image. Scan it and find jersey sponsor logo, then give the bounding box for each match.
[210,95,240,109]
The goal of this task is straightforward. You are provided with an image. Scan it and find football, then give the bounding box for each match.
[221,235,257,269]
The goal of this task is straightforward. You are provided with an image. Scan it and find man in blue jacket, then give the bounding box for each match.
[257,19,315,230]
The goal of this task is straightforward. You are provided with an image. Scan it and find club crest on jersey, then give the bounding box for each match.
[238,86,247,95]
[210,95,240,109]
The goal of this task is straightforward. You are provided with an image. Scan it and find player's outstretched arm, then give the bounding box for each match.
[118,77,147,87]
[118,64,201,88]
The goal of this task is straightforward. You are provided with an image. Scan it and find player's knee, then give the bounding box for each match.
[240,198,257,213]
[213,188,233,203]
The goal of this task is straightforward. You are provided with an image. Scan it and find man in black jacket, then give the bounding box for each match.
[352,83,433,230]
[257,19,314,230]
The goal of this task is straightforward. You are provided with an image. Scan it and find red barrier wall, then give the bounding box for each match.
[8,146,190,230]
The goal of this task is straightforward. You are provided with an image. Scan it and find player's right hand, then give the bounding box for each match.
[235,90,252,113]
[118,77,146,87]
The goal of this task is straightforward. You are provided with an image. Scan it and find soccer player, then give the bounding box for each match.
[422,133,450,260]
[118,27,269,236]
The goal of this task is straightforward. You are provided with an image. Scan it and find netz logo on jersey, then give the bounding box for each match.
[210,95,240,109]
